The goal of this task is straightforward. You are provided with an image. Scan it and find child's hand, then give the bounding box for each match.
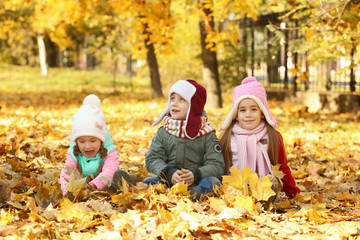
[84,183,96,193]
[179,169,194,185]
[171,170,182,185]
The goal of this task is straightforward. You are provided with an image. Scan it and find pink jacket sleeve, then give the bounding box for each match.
[59,151,77,195]
[89,149,119,190]
[59,149,119,196]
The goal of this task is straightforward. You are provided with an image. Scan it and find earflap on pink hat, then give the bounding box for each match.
[221,76,278,130]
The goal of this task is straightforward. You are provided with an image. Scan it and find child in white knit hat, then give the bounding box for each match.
[219,77,300,204]
[60,94,135,198]
[144,80,225,201]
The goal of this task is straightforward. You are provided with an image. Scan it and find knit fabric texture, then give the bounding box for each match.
[221,76,278,130]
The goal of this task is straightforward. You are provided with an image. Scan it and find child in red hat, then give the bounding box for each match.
[144,80,225,201]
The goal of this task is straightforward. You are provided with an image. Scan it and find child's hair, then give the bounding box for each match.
[73,142,108,159]
[219,119,279,175]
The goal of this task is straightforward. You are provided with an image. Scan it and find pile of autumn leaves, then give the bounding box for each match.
[1,91,360,239]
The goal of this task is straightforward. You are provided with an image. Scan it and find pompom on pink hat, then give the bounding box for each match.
[221,76,278,130]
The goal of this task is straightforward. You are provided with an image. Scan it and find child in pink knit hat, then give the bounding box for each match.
[219,77,300,204]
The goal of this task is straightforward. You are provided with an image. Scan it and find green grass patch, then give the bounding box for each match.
[0,64,150,93]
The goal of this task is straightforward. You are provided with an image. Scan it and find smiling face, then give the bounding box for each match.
[169,92,189,120]
[236,98,264,130]
[76,136,102,158]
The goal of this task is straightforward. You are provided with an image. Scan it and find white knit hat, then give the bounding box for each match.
[72,94,107,142]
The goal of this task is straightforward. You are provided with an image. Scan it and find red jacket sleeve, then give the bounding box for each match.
[277,132,300,198]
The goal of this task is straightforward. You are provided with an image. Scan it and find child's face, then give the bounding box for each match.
[76,136,102,158]
[170,92,189,120]
[236,98,263,130]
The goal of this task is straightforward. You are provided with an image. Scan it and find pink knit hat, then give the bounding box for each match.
[153,79,206,139]
[221,76,278,130]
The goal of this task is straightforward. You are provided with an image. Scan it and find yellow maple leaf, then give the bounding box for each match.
[291,170,307,179]
[168,181,189,196]
[65,173,86,198]
[58,199,93,223]
[222,167,255,195]
[232,195,256,211]
[271,164,286,180]
[249,175,275,201]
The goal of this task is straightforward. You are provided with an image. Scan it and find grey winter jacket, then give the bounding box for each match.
[145,126,225,186]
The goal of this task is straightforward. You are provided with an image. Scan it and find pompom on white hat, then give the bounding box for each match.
[72,94,107,142]
[221,76,278,130]
[153,79,207,139]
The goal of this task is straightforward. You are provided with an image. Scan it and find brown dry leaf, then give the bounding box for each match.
[335,190,355,202]
[0,180,11,204]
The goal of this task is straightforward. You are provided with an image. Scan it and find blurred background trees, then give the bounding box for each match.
[0,0,359,104]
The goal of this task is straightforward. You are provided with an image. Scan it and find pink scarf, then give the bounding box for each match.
[231,121,273,179]
[163,116,215,138]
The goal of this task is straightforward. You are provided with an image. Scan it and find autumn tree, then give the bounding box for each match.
[110,0,178,98]
[0,0,78,76]
[198,0,222,108]
[270,0,360,91]
[195,0,263,107]
[0,1,37,66]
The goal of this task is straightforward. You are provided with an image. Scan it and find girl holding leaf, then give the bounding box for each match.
[59,94,135,199]
[219,77,300,202]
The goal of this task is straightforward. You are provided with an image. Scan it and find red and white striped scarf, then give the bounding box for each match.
[163,116,215,138]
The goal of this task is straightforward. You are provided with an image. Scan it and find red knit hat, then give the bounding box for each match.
[153,79,207,139]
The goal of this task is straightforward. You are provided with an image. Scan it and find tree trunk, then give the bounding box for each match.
[113,57,118,94]
[37,33,48,76]
[350,43,356,92]
[142,23,163,98]
[251,20,255,76]
[266,29,279,86]
[293,20,298,91]
[198,0,222,108]
[284,26,288,89]
[326,61,332,91]
[305,52,310,90]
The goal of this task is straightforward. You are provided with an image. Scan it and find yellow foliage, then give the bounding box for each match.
[209,197,227,212]
[1,71,360,238]
[232,195,256,211]
[168,181,189,196]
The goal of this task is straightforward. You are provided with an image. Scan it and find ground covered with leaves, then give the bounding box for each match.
[1,75,360,239]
